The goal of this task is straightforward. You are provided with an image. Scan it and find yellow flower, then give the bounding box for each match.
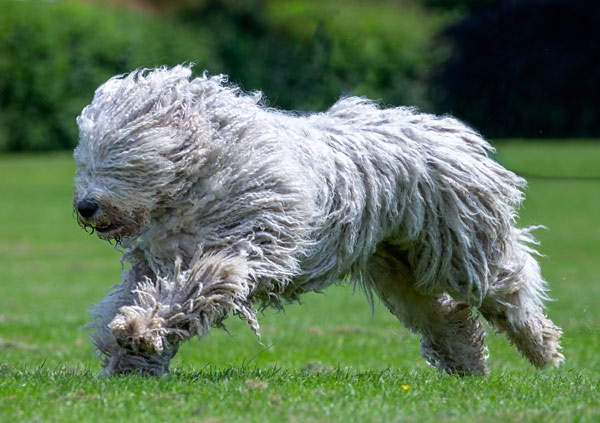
[402,384,409,391]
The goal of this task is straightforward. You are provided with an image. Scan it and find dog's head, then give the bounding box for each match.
[73,66,209,243]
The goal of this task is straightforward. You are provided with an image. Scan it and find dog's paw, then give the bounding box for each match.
[99,347,173,377]
[108,306,169,355]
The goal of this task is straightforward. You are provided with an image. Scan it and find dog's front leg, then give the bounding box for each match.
[87,257,180,376]
[107,252,259,374]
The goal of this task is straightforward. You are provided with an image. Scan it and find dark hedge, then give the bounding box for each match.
[436,0,600,138]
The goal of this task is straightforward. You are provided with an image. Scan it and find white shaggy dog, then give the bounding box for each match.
[74,65,563,376]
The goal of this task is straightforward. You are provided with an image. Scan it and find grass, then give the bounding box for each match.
[1,141,599,422]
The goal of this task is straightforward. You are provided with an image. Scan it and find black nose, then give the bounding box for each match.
[77,199,99,219]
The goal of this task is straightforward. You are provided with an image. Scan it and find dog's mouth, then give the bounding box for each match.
[95,223,121,234]
[77,217,124,241]
[75,204,149,244]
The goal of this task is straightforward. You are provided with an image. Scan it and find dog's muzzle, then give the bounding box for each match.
[76,198,123,236]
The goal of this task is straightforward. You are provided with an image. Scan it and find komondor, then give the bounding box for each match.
[74,65,563,376]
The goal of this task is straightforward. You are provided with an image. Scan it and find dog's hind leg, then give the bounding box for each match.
[480,237,564,368]
[366,245,488,375]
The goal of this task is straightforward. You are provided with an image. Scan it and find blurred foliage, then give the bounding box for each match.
[0,0,452,151]
[174,0,452,111]
[0,0,597,151]
[0,0,217,151]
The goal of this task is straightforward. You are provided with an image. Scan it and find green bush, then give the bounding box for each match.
[0,0,453,152]
[176,0,452,112]
[0,0,217,151]
[266,0,451,110]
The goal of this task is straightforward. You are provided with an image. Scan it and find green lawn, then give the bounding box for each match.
[1,142,599,422]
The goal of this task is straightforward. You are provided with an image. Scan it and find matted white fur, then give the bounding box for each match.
[74,65,563,375]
